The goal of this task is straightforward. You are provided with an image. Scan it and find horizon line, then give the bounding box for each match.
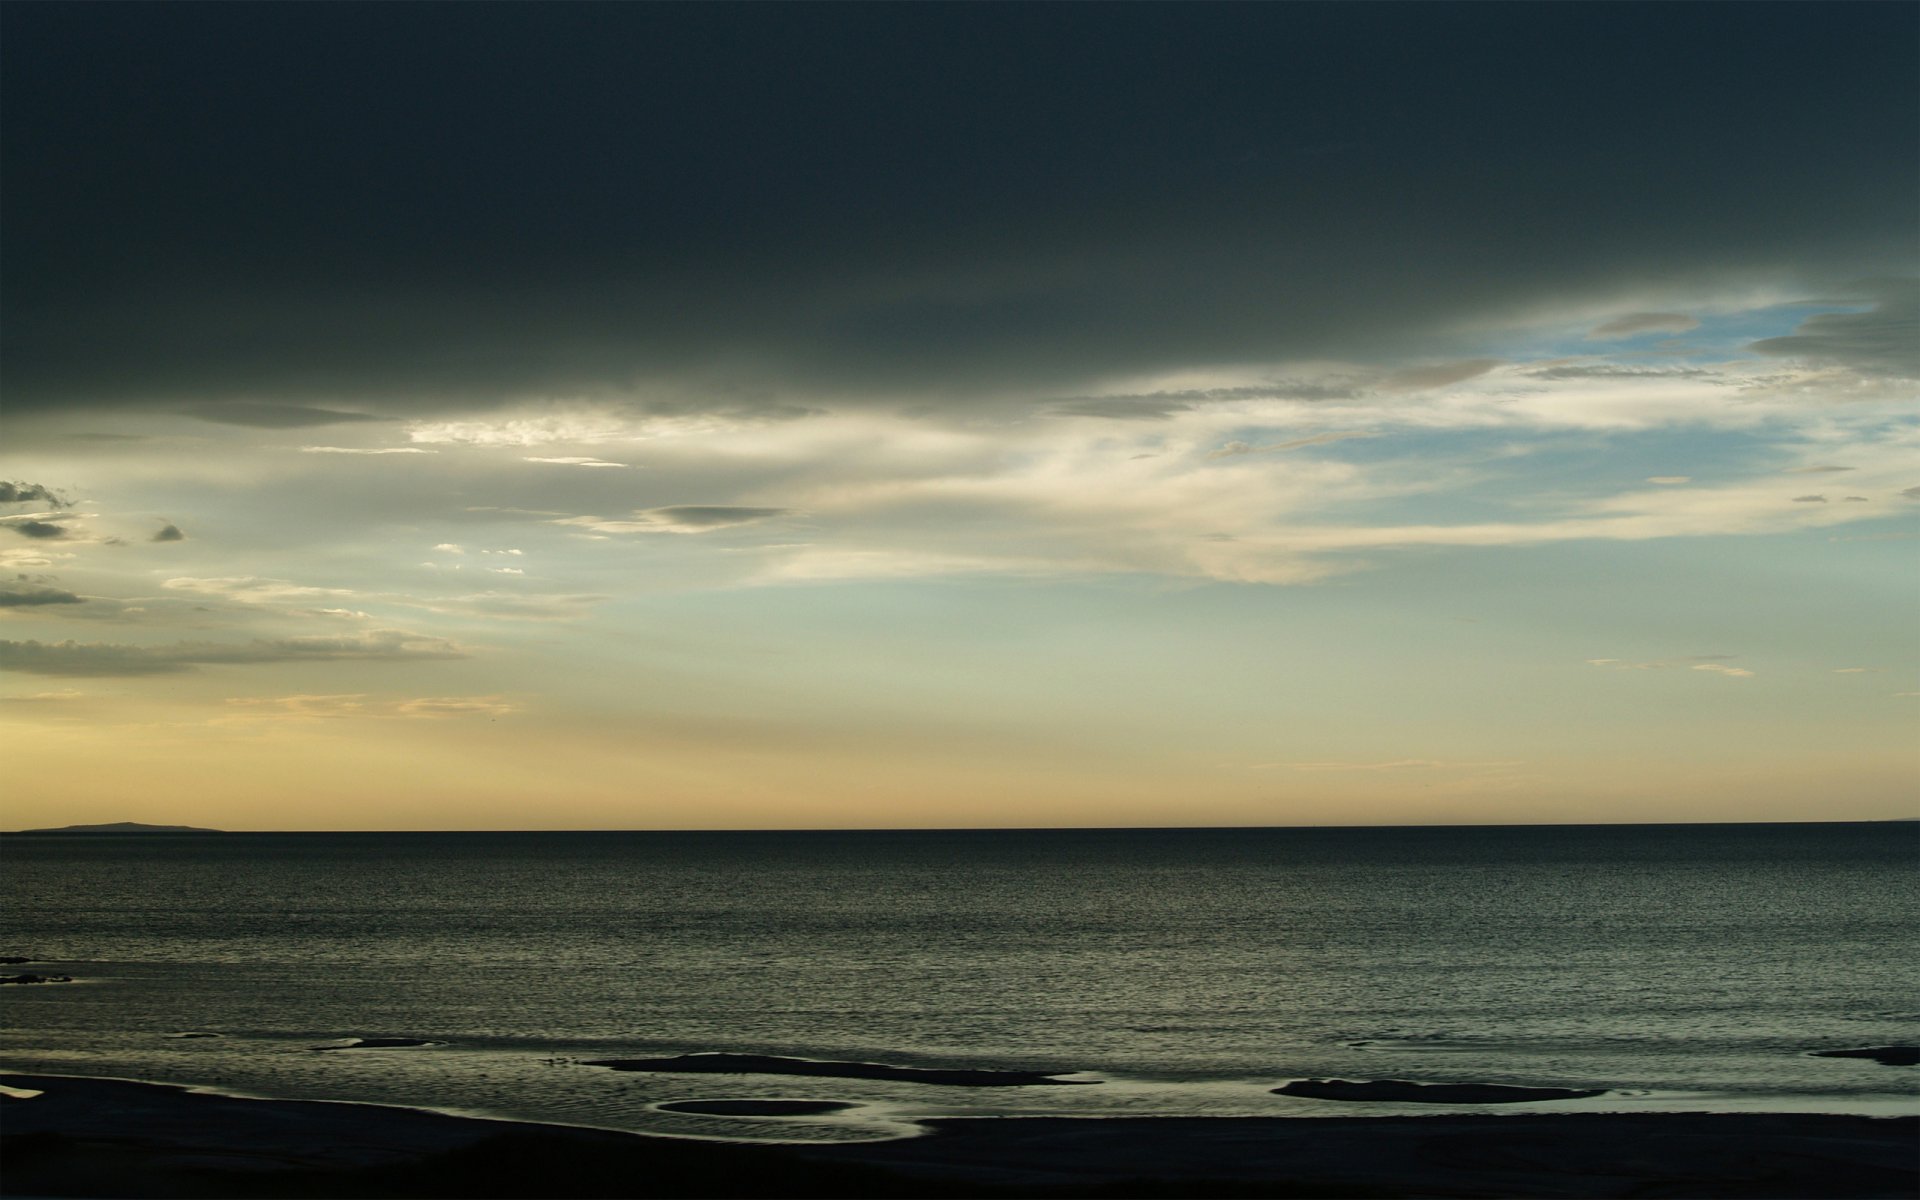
[11,817,1917,836]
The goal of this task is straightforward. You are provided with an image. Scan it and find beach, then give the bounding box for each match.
[4,1073,1915,1198]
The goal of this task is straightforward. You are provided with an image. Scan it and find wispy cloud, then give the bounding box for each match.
[0,580,84,607]
[1586,312,1701,339]
[1206,431,1378,460]
[219,693,517,722]
[1748,279,1919,379]
[2,630,467,676]
[162,576,358,608]
[1690,663,1755,678]
[1377,359,1503,391]
[1586,657,1754,678]
[188,404,387,428]
[557,506,795,534]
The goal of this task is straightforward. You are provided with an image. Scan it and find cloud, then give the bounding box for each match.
[1791,494,1828,503]
[0,580,83,607]
[1049,395,1196,420]
[1904,486,1920,500]
[1645,476,1691,485]
[0,629,467,676]
[523,456,629,467]
[1207,431,1376,459]
[1377,360,1502,392]
[432,544,465,555]
[4,519,70,540]
[1586,312,1701,339]
[162,576,358,607]
[1587,657,1753,677]
[0,482,67,506]
[219,693,516,722]
[300,446,437,455]
[151,524,186,542]
[409,415,647,446]
[1048,382,1371,419]
[0,689,86,706]
[184,403,387,428]
[1524,364,1715,381]
[557,505,794,534]
[1786,464,1854,473]
[0,548,68,569]
[394,695,517,719]
[223,693,368,719]
[1747,280,1920,379]
[407,591,608,621]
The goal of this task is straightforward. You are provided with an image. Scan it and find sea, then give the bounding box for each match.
[3,823,1915,1142]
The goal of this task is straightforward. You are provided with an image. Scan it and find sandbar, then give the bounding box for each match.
[657,1099,859,1116]
[1272,1078,1606,1103]
[1812,1046,1919,1067]
[583,1052,1096,1087]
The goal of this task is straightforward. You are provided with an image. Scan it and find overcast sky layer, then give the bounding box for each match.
[3,4,1915,830]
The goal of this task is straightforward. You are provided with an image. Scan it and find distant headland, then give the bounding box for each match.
[13,822,223,834]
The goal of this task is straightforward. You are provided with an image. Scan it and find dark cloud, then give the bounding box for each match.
[1791,495,1828,503]
[1786,465,1854,474]
[0,482,66,506]
[5,520,69,540]
[1049,380,1367,419]
[1378,360,1503,392]
[151,524,187,542]
[180,403,388,428]
[1901,486,1920,500]
[2,5,1912,415]
[1586,312,1701,339]
[0,630,467,677]
[0,580,83,607]
[1050,396,1196,421]
[1748,280,1920,379]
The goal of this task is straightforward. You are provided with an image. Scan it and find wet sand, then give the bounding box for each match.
[3,1072,1915,1198]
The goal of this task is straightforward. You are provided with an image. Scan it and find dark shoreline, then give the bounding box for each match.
[4,1073,1915,1199]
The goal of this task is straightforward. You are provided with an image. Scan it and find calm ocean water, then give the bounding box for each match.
[3,823,1915,1141]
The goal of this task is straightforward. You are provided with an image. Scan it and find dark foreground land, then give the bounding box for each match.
[3,1074,1915,1199]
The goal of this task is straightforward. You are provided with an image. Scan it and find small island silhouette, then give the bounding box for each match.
[15,822,223,834]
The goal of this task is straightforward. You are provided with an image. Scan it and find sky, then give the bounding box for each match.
[2,3,1915,830]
